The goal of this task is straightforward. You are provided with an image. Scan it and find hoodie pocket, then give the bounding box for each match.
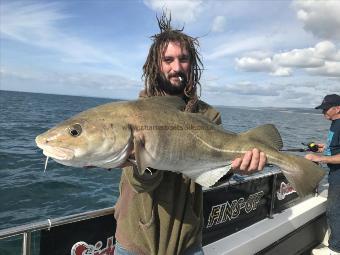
[139,206,155,229]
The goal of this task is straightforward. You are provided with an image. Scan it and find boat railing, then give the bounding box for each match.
[0,207,115,255]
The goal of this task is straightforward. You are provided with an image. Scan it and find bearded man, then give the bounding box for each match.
[113,14,267,255]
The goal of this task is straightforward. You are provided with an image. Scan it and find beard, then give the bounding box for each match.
[156,72,187,95]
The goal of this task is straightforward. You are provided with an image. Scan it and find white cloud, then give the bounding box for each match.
[273,48,324,68]
[270,67,292,77]
[211,16,227,33]
[0,1,65,41]
[293,0,340,40]
[235,40,340,77]
[235,57,292,77]
[235,57,274,72]
[306,61,340,77]
[315,41,340,61]
[0,1,121,66]
[143,0,203,23]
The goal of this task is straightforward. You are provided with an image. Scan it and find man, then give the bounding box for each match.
[306,94,340,255]
[114,14,267,255]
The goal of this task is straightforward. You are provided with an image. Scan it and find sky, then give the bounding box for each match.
[0,0,339,108]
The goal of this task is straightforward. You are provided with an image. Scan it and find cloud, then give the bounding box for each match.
[206,36,271,60]
[279,80,340,102]
[202,78,340,108]
[315,41,340,61]
[235,57,292,77]
[270,67,292,77]
[306,61,340,77]
[0,67,141,90]
[273,48,324,68]
[211,16,227,33]
[293,0,340,40]
[235,41,340,77]
[0,1,121,66]
[0,1,66,41]
[203,1,317,62]
[203,79,282,97]
[235,57,274,72]
[225,82,280,96]
[143,0,203,23]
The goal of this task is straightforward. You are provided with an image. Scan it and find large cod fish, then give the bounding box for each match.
[35,96,325,197]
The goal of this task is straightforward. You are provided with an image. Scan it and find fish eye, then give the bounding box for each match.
[69,123,82,137]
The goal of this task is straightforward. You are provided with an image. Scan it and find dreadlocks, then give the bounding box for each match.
[142,12,203,112]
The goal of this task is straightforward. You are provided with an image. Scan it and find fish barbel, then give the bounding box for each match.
[35,96,325,196]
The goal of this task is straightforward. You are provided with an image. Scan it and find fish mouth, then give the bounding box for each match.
[36,136,74,161]
[40,146,74,161]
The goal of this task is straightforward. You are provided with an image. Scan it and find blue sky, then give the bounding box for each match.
[1,0,339,107]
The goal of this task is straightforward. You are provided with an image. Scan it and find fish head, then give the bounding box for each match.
[35,114,133,169]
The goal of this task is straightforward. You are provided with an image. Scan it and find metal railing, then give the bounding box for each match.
[0,207,115,255]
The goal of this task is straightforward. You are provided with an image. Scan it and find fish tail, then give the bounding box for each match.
[271,152,326,197]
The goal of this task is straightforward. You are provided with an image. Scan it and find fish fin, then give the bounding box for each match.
[133,134,148,175]
[241,124,283,150]
[141,96,186,111]
[194,165,232,187]
[278,154,325,197]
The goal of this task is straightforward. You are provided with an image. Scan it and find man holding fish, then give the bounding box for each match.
[112,14,267,255]
[35,13,326,255]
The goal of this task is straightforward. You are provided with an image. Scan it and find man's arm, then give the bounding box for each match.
[305,153,340,164]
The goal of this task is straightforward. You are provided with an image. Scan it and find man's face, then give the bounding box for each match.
[159,41,190,95]
[323,106,340,120]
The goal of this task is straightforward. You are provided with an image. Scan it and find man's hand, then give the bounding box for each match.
[315,143,325,153]
[231,148,267,175]
[305,153,323,163]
